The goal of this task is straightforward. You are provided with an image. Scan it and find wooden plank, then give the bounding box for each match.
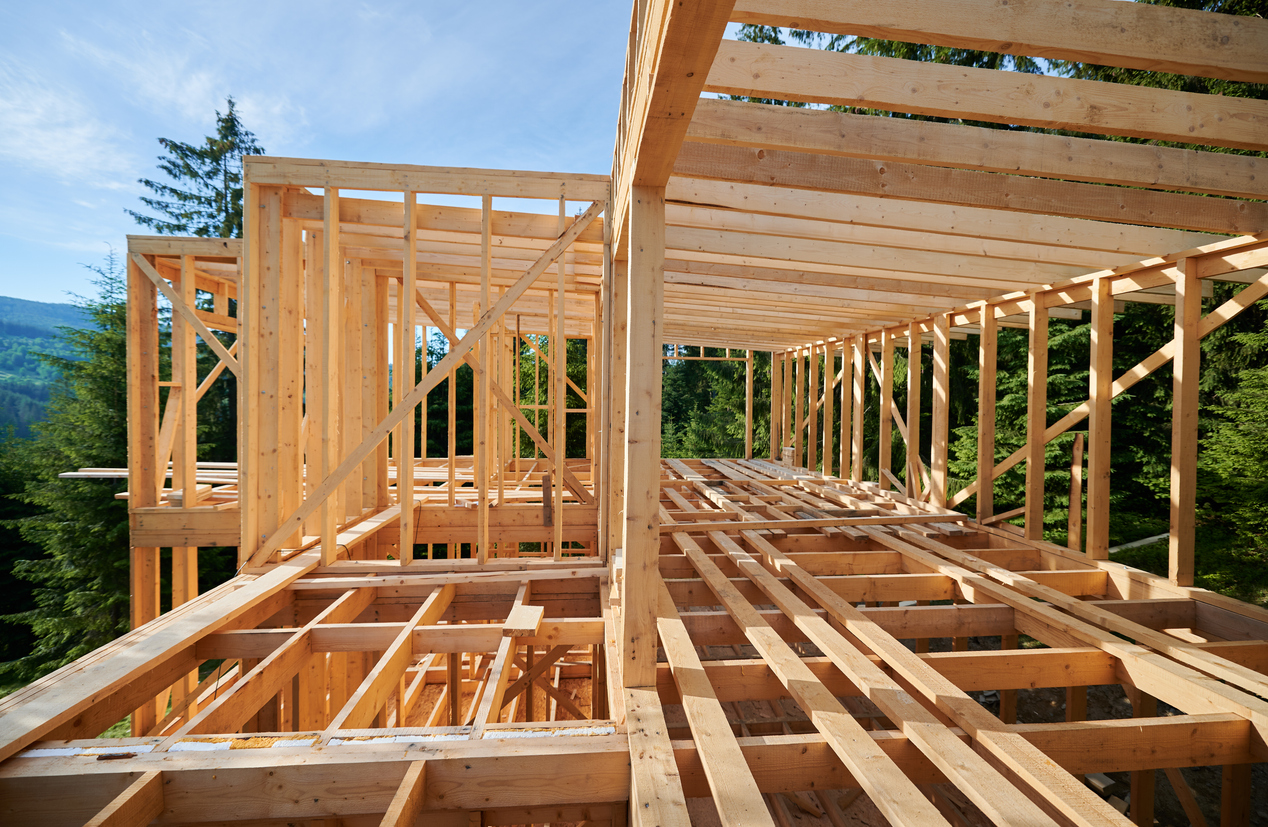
[732,0,1268,84]
[380,761,427,827]
[656,578,774,826]
[328,584,455,730]
[1169,261,1200,586]
[675,532,951,827]
[851,336,864,482]
[84,770,163,827]
[1025,297,1049,540]
[930,314,950,508]
[1068,433,1085,551]
[746,350,755,460]
[623,185,665,688]
[688,97,1268,200]
[1087,278,1114,559]
[625,686,691,827]
[706,40,1268,151]
[672,143,1263,235]
[246,156,609,200]
[976,306,997,523]
[659,513,957,534]
[479,195,492,563]
[906,321,922,499]
[879,330,894,491]
[243,201,603,567]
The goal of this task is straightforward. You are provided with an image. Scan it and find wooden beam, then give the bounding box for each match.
[84,770,163,827]
[673,143,1265,235]
[657,579,774,826]
[1169,261,1200,586]
[380,761,427,827]
[1025,297,1048,540]
[976,306,998,523]
[622,185,665,688]
[930,314,950,508]
[626,686,691,827]
[1087,278,1114,559]
[706,40,1268,151]
[732,0,1268,84]
[688,97,1268,200]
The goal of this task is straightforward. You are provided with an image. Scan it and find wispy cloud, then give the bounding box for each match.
[0,59,140,190]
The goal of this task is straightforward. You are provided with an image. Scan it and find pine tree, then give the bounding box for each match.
[127,97,264,238]
[0,253,135,683]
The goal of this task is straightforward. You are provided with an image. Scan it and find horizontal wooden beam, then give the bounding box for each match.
[705,39,1268,151]
[689,98,1268,201]
[246,157,610,201]
[732,0,1268,84]
[674,142,1267,235]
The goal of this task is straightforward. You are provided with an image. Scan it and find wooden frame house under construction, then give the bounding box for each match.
[3,2,1268,826]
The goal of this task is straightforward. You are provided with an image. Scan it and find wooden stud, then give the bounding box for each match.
[906,322,922,499]
[976,306,997,523]
[1025,296,1049,540]
[1169,261,1200,586]
[1087,277,1114,559]
[879,330,894,491]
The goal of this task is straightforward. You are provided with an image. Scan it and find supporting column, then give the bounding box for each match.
[171,255,199,705]
[807,342,818,472]
[323,188,344,565]
[931,313,951,508]
[554,198,566,558]
[1087,277,1114,559]
[398,193,416,563]
[1169,260,1200,586]
[126,251,160,736]
[1025,295,1049,541]
[822,342,833,477]
[745,350,754,460]
[879,330,894,491]
[839,339,850,480]
[977,307,998,523]
[793,347,804,467]
[607,259,628,560]
[906,322,922,498]
[622,185,664,689]
[851,335,865,483]
[768,351,779,461]
[478,195,492,563]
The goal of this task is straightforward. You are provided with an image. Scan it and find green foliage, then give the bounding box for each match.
[662,348,769,459]
[127,97,264,238]
[0,255,133,684]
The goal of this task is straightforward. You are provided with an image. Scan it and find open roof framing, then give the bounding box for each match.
[2,1,1267,826]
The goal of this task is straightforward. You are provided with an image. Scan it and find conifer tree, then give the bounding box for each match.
[127,97,264,238]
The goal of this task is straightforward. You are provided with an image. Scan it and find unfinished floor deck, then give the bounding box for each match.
[4,0,1268,824]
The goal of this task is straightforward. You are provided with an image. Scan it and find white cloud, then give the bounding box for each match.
[0,59,140,190]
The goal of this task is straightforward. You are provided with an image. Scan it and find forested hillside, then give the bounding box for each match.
[0,296,89,437]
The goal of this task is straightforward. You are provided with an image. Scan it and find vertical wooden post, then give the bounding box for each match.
[839,340,850,480]
[240,183,260,564]
[375,270,391,509]
[782,350,793,456]
[807,343,819,472]
[1169,260,1200,586]
[879,330,894,491]
[1087,277,1114,559]
[1127,688,1158,826]
[1221,762,1251,827]
[906,322,922,499]
[821,343,834,476]
[793,347,804,467]
[323,188,344,565]
[448,281,457,509]
[554,198,566,558]
[172,255,199,704]
[931,313,951,508]
[478,195,492,563]
[126,251,160,736]
[607,259,628,560]
[977,307,998,523]
[1068,433,1085,550]
[1025,295,1049,541]
[343,259,364,520]
[768,351,779,461]
[622,185,664,689]
[745,350,754,460]
[396,193,416,565]
[851,335,865,483]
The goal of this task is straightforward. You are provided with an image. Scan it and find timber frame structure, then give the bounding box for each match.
[2,2,1268,826]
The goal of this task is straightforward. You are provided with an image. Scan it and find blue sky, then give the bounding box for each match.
[0,1,634,304]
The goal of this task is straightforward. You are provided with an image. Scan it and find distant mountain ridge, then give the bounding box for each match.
[0,296,91,439]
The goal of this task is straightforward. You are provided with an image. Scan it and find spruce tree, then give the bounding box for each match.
[127,97,264,238]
